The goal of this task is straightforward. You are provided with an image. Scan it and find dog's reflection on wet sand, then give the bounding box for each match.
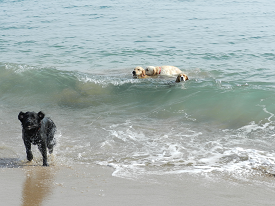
[21,167,56,206]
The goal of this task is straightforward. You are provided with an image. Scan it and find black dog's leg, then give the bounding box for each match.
[48,144,54,154]
[38,142,48,166]
[46,118,56,154]
[47,135,56,154]
[24,139,33,161]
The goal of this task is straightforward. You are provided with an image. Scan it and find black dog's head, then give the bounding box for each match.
[18,111,45,131]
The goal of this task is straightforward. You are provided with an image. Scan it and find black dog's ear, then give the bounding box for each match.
[38,111,45,120]
[18,112,25,122]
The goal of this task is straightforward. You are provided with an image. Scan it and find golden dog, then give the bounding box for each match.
[132,66,148,78]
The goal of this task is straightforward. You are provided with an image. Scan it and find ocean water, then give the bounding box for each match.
[1,0,275,185]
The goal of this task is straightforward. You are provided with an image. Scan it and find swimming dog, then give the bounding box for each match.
[175,73,189,82]
[132,66,148,78]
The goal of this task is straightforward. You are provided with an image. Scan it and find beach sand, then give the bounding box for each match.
[1,163,275,206]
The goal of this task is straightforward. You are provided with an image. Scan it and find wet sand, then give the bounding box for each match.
[1,163,275,206]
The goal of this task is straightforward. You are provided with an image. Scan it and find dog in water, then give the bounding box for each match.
[175,73,189,82]
[132,66,148,78]
[18,111,56,166]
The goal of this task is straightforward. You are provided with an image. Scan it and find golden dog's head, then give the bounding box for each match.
[176,73,189,82]
[132,66,146,78]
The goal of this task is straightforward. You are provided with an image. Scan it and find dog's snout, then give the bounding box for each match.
[26,118,33,124]
[24,117,38,129]
[132,71,136,75]
[26,119,32,125]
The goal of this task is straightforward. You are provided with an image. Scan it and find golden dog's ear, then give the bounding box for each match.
[142,70,146,78]
[153,67,158,75]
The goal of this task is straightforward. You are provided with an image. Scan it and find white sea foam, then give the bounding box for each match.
[77,74,140,87]
[93,119,275,179]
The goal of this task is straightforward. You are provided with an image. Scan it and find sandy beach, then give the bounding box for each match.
[1,163,275,206]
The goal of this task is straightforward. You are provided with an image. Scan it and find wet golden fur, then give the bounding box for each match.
[145,66,182,76]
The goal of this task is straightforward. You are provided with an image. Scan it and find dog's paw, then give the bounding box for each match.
[27,152,33,161]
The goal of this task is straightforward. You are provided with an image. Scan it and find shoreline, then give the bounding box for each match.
[1,163,275,206]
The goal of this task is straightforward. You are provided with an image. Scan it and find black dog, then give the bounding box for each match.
[18,111,56,166]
